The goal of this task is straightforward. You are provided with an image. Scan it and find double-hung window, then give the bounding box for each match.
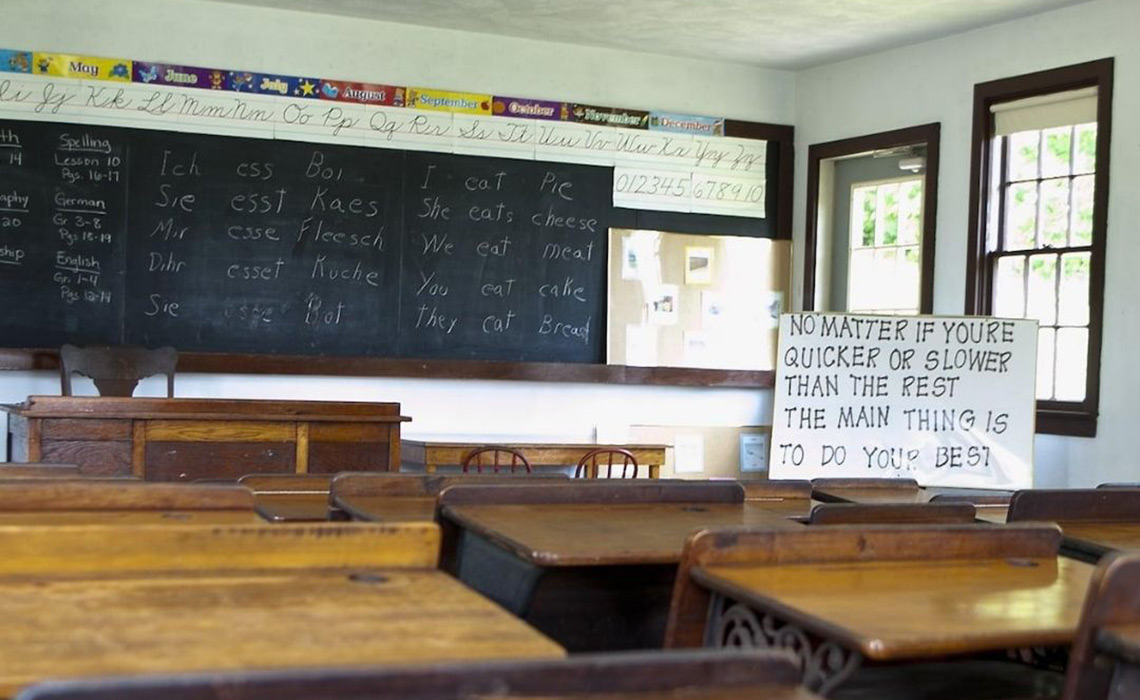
[966,59,1113,436]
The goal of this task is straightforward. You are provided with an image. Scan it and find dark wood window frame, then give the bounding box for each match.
[803,123,941,313]
[965,59,1114,438]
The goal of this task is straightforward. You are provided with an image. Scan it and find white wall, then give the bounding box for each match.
[794,0,1140,486]
[0,0,794,455]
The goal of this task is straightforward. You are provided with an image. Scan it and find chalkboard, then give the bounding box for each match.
[0,117,779,365]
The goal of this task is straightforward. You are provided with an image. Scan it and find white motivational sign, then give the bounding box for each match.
[770,313,1037,489]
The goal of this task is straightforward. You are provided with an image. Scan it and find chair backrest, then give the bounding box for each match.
[575,447,638,479]
[1063,553,1140,700]
[59,344,177,397]
[809,502,977,525]
[0,463,80,478]
[238,474,333,494]
[928,490,1013,506]
[0,481,255,512]
[811,478,920,490]
[461,446,532,474]
[664,522,1062,648]
[737,479,813,501]
[1008,488,1140,522]
[13,649,813,700]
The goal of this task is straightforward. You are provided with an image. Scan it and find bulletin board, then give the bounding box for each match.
[606,229,791,370]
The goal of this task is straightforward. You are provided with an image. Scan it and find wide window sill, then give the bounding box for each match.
[1037,407,1097,437]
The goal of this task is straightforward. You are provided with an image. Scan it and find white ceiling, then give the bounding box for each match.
[211,0,1092,69]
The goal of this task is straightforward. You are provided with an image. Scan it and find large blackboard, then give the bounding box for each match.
[0,118,780,365]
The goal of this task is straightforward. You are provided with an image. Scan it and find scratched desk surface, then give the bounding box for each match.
[442,502,803,566]
[0,567,563,695]
[694,555,1093,661]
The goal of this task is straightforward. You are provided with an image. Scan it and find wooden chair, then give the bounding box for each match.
[810,477,920,503]
[1007,488,1140,522]
[808,502,977,525]
[237,474,335,523]
[59,344,177,397]
[13,649,819,700]
[575,447,639,479]
[461,446,532,474]
[737,479,813,501]
[328,472,564,521]
[928,491,1013,506]
[1063,552,1140,700]
[0,463,80,478]
[238,474,334,494]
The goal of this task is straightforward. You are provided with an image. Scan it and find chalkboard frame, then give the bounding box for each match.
[0,120,791,388]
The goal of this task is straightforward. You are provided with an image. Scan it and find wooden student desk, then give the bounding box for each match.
[402,440,667,478]
[674,525,1092,694]
[438,482,803,652]
[3,396,409,481]
[0,522,563,696]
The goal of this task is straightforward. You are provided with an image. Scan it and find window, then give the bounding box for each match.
[966,60,1113,437]
[803,123,939,316]
[847,177,923,315]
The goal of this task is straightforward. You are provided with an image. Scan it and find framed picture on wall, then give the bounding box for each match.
[684,246,714,285]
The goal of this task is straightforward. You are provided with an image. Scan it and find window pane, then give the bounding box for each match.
[1007,131,1040,181]
[856,187,876,247]
[878,183,899,246]
[1058,252,1091,327]
[1071,175,1095,246]
[1006,183,1038,250]
[1036,327,1056,400]
[1039,179,1070,248]
[1041,126,1072,178]
[898,246,921,311]
[1073,123,1097,175]
[1055,327,1089,401]
[1027,254,1057,326]
[994,256,1026,318]
[898,180,922,245]
[848,249,875,310]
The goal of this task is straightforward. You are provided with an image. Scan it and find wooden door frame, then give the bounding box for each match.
[803,123,941,313]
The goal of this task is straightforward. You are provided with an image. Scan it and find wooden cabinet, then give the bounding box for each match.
[3,396,408,481]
